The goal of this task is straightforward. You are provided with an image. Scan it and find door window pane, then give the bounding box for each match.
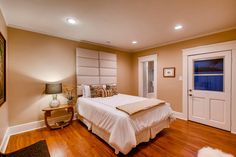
[143,61,154,96]
[194,58,223,74]
[142,62,147,97]
[194,76,223,91]
[148,61,154,93]
[194,58,224,92]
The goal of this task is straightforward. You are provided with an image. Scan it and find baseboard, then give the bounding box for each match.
[173,111,187,120]
[0,121,45,153]
[8,113,78,136]
[0,128,10,153]
[0,114,79,153]
[8,120,46,136]
[231,130,236,134]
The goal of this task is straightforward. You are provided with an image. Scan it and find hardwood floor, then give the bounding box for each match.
[6,119,236,157]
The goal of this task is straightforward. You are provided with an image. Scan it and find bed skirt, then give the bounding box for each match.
[78,115,171,154]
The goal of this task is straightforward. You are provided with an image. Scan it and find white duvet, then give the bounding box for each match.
[77,94,173,154]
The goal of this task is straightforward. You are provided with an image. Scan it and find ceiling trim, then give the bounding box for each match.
[7,24,236,53]
[131,26,236,53]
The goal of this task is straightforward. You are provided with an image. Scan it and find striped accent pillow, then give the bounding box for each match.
[100,89,113,97]
[106,84,118,95]
[90,85,103,98]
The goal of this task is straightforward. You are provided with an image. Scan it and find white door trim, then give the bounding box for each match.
[182,40,236,133]
[138,54,157,98]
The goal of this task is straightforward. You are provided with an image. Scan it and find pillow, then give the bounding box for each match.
[100,89,113,97]
[102,84,106,89]
[106,84,118,95]
[90,85,104,98]
[82,85,91,98]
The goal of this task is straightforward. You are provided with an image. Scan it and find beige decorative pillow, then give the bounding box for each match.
[106,84,118,95]
[100,89,113,97]
[90,85,103,98]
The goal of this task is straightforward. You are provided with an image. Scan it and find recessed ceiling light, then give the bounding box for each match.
[174,24,183,30]
[66,17,77,25]
[132,41,138,44]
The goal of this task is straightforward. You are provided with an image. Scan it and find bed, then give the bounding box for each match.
[77,94,174,155]
[75,48,174,154]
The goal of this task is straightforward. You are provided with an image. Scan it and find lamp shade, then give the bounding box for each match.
[45,83,62,94]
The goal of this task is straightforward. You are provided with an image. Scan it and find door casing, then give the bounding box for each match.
[138,54,157,98]
[182,40,236,133]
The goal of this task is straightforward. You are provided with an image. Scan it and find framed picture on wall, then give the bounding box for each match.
[163,67,175,77]
[0,32,6,107]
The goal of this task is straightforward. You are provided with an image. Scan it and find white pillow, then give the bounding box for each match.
[102,84,106,89]
[82,85,91,98]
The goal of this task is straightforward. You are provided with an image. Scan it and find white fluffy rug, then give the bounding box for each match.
[198,147,234,157]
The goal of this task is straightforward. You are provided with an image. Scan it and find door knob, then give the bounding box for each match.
[189,94,192,96]
[189,89,192,92]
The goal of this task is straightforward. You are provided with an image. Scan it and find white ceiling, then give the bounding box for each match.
[0,0,236,52]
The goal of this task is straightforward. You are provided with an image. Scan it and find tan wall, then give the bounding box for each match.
[0,9,9,145]
[131,29,236,112]
[7,25,236,126]
[8,27,132,126]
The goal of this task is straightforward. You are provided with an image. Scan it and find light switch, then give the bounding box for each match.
[179,76,182,81]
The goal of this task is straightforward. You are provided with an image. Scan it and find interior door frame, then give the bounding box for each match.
[138,54,157,98]
[182,40,236,134]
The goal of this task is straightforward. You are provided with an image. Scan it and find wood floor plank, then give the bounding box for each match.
[6,119,236,156]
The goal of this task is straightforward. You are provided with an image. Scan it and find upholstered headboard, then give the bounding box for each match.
[76,48,117,95]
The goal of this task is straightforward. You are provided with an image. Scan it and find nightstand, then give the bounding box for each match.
[42,104,74,130]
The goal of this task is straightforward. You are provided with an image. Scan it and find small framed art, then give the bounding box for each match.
[163,67,175,78]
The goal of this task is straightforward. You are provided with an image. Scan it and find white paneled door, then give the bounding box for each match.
[188,51,231,131]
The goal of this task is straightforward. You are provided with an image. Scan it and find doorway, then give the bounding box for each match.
[138,54,157,98]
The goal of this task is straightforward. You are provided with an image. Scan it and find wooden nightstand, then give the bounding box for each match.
[42,104,74,130]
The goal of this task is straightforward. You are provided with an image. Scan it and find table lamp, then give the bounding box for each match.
[45,83,62,108]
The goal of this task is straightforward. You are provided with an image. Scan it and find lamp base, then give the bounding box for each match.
[50,99,60,108]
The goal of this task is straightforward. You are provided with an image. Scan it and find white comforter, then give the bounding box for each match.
[77,94,173,154]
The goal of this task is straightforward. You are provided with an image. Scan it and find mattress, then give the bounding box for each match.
[77,94,174,154]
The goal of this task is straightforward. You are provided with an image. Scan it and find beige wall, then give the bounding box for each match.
[131,29,236,112]
[6,24,236,126]
[0,9,9,146]
[8,27,132,126]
